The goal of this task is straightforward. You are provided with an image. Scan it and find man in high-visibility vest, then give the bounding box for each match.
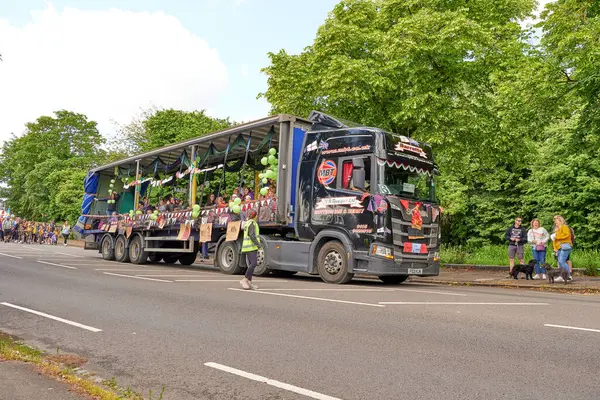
[240,209,261,290]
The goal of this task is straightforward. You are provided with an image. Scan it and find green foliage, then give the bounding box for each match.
[0,110,105,224]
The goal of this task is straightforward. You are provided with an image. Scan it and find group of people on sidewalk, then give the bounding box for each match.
[505,215,574,281]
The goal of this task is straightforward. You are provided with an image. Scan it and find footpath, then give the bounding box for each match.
[0,361,82,400]
[410,266,600,293]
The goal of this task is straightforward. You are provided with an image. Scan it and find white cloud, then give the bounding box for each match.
[0,4,229,141]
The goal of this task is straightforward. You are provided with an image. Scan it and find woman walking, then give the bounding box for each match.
[61,220,70,246]
[551,215,572,282]
[527,219,549,280]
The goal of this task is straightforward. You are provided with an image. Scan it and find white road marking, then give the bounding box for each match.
[544,324,600,333]
[21,246,44,252]
[94,269,179,272]
[176,279,279,282]
[229,288,385,308]
[378,302,549,305]
[37,260,77,270]
[0,252,23,259]
[205,362,341,400]
[102,272,172,282]
[136,274,222,278]
[394,288,468,297]
[256,288,395,292]
[1,302,102,333]
[51,252,84,258]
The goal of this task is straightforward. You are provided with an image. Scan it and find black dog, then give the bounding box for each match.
[544,263,569,284]
[512,260,536,280]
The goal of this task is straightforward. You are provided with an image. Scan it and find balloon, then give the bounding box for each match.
[231,204,241,214]
[261,157,268,166]
[153,209,159,215]
[110,179,115,184]
[272,173,278,181]
[266,170,275,179]
[234,197,241,205]
[121,178,126,183]
[150,214,157,221]
[260,187,268,196]
[259,173,265,179]
[193,204,200,212]
[229,202,234,209]
[136,210,142,215]
[268,155,277,164]
[269,148,277,156]
[192,210,200,218]
[262,178,268,184]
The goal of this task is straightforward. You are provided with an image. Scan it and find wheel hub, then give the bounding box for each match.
[222,247,234,267]
[324,251,343,274]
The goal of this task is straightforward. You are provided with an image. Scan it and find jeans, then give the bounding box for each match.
[532,248,546,274]
[201,242,208,258]
[245,251,258,280]
[62,234,68,245]
[557,245,572,271]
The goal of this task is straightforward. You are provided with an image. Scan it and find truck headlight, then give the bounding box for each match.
[372,245,394,260]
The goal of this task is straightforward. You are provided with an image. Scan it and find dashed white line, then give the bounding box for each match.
[544,324,600,333]
[94,269,179,272]
[205,362,341,400]
[229,288,384,308]
[394,288,468,297]
[102,272,172,282]
[136,274,222,278]
[37,260,77,270]
[51,252,84,258]
[378,302,549,305]
[0,252,23,259]
[1,302,102,333]
[256,288,395,292]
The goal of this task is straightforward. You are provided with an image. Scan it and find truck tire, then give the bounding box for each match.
[251,242,271,276]
[317,241,353,284]
[129,235,147,265]
[178,251,198,266]
[271,270,297,277]
[162,254,180,264]
[101,236,115,261]
[379,275,409,284]
[148,253,161,263]
[217,241,242,275]
[114,235,130,263]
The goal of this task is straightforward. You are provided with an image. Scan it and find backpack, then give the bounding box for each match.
[568,226,575,248]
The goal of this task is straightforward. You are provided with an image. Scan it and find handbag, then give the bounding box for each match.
[535,244,545,251]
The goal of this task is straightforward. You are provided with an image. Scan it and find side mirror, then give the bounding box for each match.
[352,158,365,190]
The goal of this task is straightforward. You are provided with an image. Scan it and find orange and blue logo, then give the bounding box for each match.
[317,160,337,186]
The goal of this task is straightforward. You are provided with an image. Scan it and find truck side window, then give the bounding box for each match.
[340,157,370,191]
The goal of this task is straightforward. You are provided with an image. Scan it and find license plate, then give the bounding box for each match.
[408,268,423,274]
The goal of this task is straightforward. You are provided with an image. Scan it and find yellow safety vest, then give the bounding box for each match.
[242,220,259,253]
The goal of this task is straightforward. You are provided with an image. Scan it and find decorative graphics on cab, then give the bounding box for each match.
[317,160,337,186]
[394,141,428,159]
[315,197,363,209]
[322,145,371,155]
[376,157,432,175]
[352,224,373,234]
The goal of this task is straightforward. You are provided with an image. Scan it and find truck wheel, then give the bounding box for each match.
[217,241,242,275]
[148,253,161,263]
[252,243,271,276]
[178,251,198,266]
[317,241,353,284]
[101,236,115,261]
[129,235,147,265]
[379,275,409,285]
[114,236,130,263]
[162,254,180,264]
[271,270,297,277]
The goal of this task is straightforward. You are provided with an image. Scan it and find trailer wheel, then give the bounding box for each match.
[271,270,297,277]
[148,253,161,263]
[178,251,198,266]
[129,235,147,264]
[114,235,130,263]
[379,275,409,285]
[317,241,353,284]
[101,236,115,261]
[217,241,242,275]
[162,254,179,264]
[251,241,271,276]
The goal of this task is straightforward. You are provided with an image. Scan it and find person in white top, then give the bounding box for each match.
[527,218,550,279]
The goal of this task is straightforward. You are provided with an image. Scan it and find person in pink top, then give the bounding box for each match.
[527,218,550,280]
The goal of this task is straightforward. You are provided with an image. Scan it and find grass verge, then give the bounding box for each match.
[441,245,600,276]
[0,332,165,400]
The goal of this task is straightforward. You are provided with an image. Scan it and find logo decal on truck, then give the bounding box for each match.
[317,160,337,186]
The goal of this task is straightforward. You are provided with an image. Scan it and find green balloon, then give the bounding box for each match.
[266,170,275,179]
[260,187,268,196]
[150,214,157,220]
[229,202,234,209]
[232,204,241,214]
[262,178,268,184]
[259,173,265,179]
[110,179,115,184]
[268,155,277,164]
[269,148,277,156]
[121,178,126,183]
[192,210,200,218]
[261,157,268,166]
[136,210,142,215]
[193,204,200,211]
[272,173,278,181]
[234,197,241,205]
[153,209,159,215]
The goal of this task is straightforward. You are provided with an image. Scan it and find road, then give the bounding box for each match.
[1,243,599,400]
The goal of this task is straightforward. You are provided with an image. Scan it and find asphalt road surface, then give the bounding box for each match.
[1,243,599,400]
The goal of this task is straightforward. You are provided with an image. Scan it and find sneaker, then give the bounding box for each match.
[542,274,547,280]
[554,276,564,283]
[568,275,573,282]
[239,278,250,290]
[506,273,513,279]
[248,281,258,290]
[533,274,540,280]
[63,243,68,247]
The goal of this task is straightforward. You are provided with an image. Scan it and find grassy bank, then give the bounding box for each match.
[441,245,600,276]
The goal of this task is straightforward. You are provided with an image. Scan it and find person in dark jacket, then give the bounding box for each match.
[505,216,528,277]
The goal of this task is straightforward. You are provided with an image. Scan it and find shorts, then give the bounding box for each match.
[508,244,524,259]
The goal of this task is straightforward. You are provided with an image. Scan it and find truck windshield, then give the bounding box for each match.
[378,164,436,202]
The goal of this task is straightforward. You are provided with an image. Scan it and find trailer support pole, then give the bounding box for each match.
[189,145,197,206]
[134,159,141,208]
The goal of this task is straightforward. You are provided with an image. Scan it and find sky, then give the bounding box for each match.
[0,0,553,143]
[0,0,339,141]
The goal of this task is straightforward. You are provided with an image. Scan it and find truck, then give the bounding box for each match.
[77,111,441,284]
